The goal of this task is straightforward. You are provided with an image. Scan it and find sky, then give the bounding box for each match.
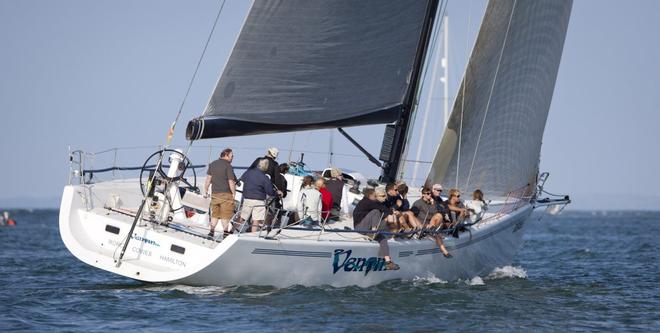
[0,0,659,210]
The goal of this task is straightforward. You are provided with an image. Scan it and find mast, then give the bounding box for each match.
[379,0,441,183]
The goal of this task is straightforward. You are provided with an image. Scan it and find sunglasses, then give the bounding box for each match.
[422,192,431,195]
[432,189,442,192]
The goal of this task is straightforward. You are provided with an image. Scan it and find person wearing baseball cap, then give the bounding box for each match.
[249,147,280,182]
[431,183,452,227]
[431,184,444,203]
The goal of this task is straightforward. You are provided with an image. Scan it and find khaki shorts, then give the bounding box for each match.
[240,198,266,221]
[211,193,235,220]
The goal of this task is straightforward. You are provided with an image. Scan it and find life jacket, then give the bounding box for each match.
[6,219,16,226]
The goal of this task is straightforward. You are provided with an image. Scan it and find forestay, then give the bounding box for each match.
[426,0,572,198]
[187,0,433,140]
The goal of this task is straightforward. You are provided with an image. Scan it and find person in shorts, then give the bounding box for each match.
[239,158,276,232]
[204,148,237,238]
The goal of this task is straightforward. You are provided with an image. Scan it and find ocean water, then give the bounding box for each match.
[0,209,658,332]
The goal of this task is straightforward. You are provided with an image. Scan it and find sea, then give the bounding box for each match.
[0,209,658,332]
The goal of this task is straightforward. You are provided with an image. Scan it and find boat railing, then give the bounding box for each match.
[66,145,377,186]
[468,184,534,226]
[223,200,484,242]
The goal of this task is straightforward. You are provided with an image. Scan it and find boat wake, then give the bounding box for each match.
[410,274,448,286]
[486,265,528,280]
[467,276,485,286]
[402,265,527,287]
[142,284,238,296]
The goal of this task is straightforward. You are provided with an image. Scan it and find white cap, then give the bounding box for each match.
[267,147,279,158]
[432,184,443,191]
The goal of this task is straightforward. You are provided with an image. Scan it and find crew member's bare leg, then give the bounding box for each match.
[252,220,262,233]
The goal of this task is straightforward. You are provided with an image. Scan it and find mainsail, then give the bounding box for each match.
[425,0,572,198]
[187,0,435,140]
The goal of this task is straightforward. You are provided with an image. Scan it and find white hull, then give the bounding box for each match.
[59,179,533,287]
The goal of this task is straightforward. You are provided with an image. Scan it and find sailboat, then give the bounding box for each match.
[60,0,573,287]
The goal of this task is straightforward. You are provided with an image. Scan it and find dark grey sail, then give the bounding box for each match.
[425,0,572,198]
[187,0,434,140]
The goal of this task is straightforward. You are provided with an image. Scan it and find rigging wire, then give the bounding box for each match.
[399,0,448,181]
[464,0,517,190]
[456,0,473,189]
[173,0,227,139]
[115,0,227,265]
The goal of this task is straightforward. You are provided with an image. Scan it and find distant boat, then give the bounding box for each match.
[60,0,572,287]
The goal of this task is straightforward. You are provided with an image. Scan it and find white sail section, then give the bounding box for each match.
[426,0,572,198]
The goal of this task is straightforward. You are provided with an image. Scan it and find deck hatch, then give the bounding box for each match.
[170,244,186,254]
[105,224,120,235]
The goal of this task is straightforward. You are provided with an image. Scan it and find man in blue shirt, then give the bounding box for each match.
[239,158,276,232]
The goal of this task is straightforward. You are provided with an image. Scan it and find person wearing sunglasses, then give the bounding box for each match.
[352,188,400,270]
[447,188,469,226]
[411,187,452,257]
[427,184,452,228]
[431,184,445,207]
[384,182,421,232]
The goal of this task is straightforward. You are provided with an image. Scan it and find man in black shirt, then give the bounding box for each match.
[352,188,399,270]
[385,182,421,230]
[325,168,344,217]
[248,147,279,182]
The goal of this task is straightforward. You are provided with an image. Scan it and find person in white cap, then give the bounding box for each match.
[249,147,280,184]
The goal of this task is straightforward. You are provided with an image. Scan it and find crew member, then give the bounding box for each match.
[240,159,276,232]
[352,188,400,270]
[204,148,237,238]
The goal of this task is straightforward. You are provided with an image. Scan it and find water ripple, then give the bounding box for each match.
[1,209,659,332]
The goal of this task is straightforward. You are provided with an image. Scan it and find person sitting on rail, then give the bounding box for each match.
[385,182,421,231]
[412,187,440,225]
[431,183,446,208]
[396,183,412,211]
[465,189,488,223]
[412,187,452,257]
[430,184,453,229]
[352,188,400,270]
[315,178,333,222]
[447,188,469,226]
[297,176,322,224]
[239,159,276,232]
[376,187,409,236]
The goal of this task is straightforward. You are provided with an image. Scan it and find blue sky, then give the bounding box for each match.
[0,0,658,210]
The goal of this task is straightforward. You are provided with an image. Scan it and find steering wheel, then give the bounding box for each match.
[139,149,197,196]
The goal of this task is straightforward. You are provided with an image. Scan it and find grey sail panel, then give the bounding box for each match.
[188,0,432,140]
[426,0,572,198]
